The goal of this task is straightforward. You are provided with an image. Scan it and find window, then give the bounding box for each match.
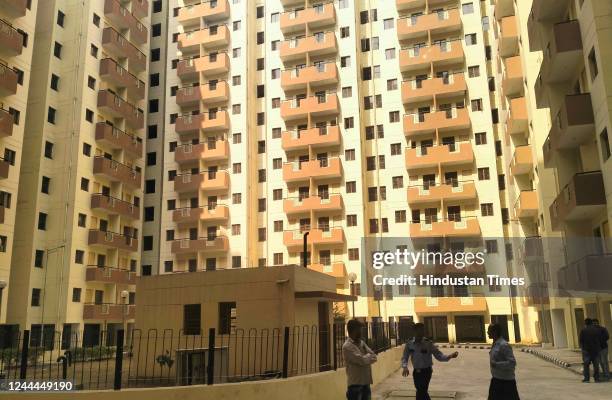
[471,99,483,111]
[47,107,56,124]
[183,304,201,335]
[395,210,407,223]
[149,99,159,113]
[151,48,160,61]
[258,198,266,212]
[232,256,241,268]
[232,224,241,235]
[34,250,44,268]
[345,149,355,161]
[258,228,266,242]
[31,289,41,307]
[143,236,153,251]
[389,111,400,123]
[164,261,173,272]
[57,10,65,27]
[383,18,394,29]
[150,73,159,87]
[273,253,283,265]
[0,236,6,252]
[468,65,480,78]
[87,75,96,90]
[92,13,100,27]
[340,56,350,68]
[482,16,490,31]
[271,68,280,79]
[391,143,402,155]
[392,176,404,189]
[256,5,264,18]
[233,20,241,31]
[232,104,242,114]
[387,79,398,91]
[344,117,354,129]
[77,213,86,227]
[44,141,54,158]
[256,31,264,45]
[232,47,241,58]
[257,112,265,125]
[144,207,154,222]
[495,140,502,156]
[347,215,357,226]
[257,58,264,70]
[90,43,98,58]
[148,125,158,139]
[232,193,242,204]
[340,27,350,38]
[600,128,610,161]
[475,132,487,145]
[50,74,59,90]
[481,203,494,216]
[219,302,237,334]
[488,77,496,92]
[478,167,490,180]
[385,48,396,60]
[465,33,477,46]
[348,248,359,261]
[342,86,352,98]
[53,42,62,58]
[346,181,356,193]
[462,2,474,14]
[85,109,93,122]
[498,174,506,190]
[145,179,156,193]
[153,0,162,12]
[74,250,84,264]
[492,108,499,124]
[588,47,599,80]
[273,189,282,200]
[165,230,174,241]
[272,127,281,138]
[38,212,47,230]
[233,163,242,173]
[141,265,152,276]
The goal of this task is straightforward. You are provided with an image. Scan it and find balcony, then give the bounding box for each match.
[547,94,594,150]
[280,32,337,63]
[0,158,9,179]
[403,108,470,137]
[174,140,229,164]
[176,111,229,135]
[409,218,481,238]
[522,285,550,306]
[101,27,146,72]
[406,142,474,170]
[397,9,461,40]
[91,193,140,220]
[400,41,464,72]
[173,171,230,194]
[281,94,339,121]
[0,108,13,137]
[84,303,135,320]
[97,90,144,130]
[309,262,346,286]
[2,0,27,18]
[171,236,229,256]
[172,205,229,226]
[414,296,487,313]
[178,0,230,26]
[502,56,523,98]
[104,0,148,45]
[85,266,136,285]
[93,156,141,189]
[0,63,17,96]
[530,0,571,23]
[396,0,425,11]
[99,58,145,101]
[510,145,533,176]
[495,0,514,20]
[283,158,342,183]
[550,172,606,230]
[178,25,230,52]
[283,228,345,250]
[505,97,528,135]
[514,190,538,219]
[88,230,139,252]
[177,53,230,80]
[0,19,23,56]
[499,16,519,57]
[284,194,344,216]
[520,237,544,265]
[281,125,340,151]
[539,20,583,84]
[402,73,466,105]
[131,0,148,19]
[407,181,477,205]
[176,81,229,107]
[95,122,143,159]
[558,254,612,293]
[281,3,336,34]
[281,63,338,91]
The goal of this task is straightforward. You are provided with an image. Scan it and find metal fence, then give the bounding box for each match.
[0,321,415,390]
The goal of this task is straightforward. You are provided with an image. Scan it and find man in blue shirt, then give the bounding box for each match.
[487,323,520,399]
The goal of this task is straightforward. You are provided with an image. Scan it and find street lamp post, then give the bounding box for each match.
[348,272,357,317]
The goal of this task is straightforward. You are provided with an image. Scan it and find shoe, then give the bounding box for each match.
[582,379,589,383]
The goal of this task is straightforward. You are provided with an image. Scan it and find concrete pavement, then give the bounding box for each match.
[372,347,611,400]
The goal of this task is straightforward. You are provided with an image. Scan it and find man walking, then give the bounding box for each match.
[342,319,377,400]
[401,322,458,400]
[579,318,601,382]
[593,319,610,381]
[487,323,520,400]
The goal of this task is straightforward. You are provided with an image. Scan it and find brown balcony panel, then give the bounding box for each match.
[407,182,477,205]
[91,193,140,220]
[95,122,143,158]
[2,0,28,18]
[284,194,344,216]
[171,236,229,257]
[550,172,606,230]
[495,0,514,20]
[281,63,338,91]
[0,159,9,179]
[0,64,18,96]
[506,97,528,135]
[175,112,231,135]
[179,0,230,26]
[0,19,23,56]
[174,140,229,164]
[396,0,425,11]
[548,94,594,150]
[99,58,145,101]
[539,20,583,84]
[174,171,229,193]
[172,205,229,226]
[510,145,533,176]
[202,111,229,132]
[178,53,230,80]
[309,261,346,286]
[280,4,336,34]
[178,26,230,52]
[85,266,136,285]
[131,0,149,19]
[558,254,612,293]
[88,230,139,252]
[400,41,464,72]
[97,90,144,130]
[176,83,230,107]
[402,74,466,104]
[281,125,340,151]
[515,191,538,219]
[283,158,342,183]
[93,156,141,189]
[530,0,570,23]
[414,296,487,313]
[281,94,339,121]
[0,108,13,137]
[83,304,135,320]
[406,143,474,171]
[280,32,337,62]
[502,56,523,97]
[499,16,519,57]
[101,27,146,72]
[410,218,481,238]
[521,237,544,263]
[397,9,461,40]
[283,228,345,250]
[104,0,148,45]
[403,108,470,137]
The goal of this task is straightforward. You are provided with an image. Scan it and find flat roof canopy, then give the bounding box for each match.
[295,291,357,302]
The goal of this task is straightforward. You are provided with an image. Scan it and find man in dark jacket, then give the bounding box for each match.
[579,318,601,382]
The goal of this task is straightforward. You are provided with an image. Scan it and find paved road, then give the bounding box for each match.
[373,347,611,400]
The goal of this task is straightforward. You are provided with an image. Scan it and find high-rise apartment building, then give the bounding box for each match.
[6,0,149,344]
[0,0,38,324]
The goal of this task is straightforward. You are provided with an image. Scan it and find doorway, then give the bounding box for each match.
[318,302,331,371]
[423,316,449,342]
[455,315,486,342]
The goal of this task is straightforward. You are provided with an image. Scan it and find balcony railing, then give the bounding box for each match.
[83,303,135,320]
[397,8,461,40]
[0,108,13,138]
[549,171,606,230]
[172,205,230,226]
[91,193,140,220]
[281,62,339,91]
[283,158,342,182]
[174,140,229,164]
[401,72,466,104]
[283,227,345,249]
[405,142,474,170]
[101,27,146,72]
[99,58,145,101]
[279,32,337,62]
[502,56,523,98]
[176,110,230,135]
[173,170,230,193]
[409,217,481,238]
[0,18,24,56]
[280,3,336,34]
[104,0,148,45]
[177,53,230,80]
[281,125,340,151]
[514,190,538,219]
[281,93,339,121]
[85,266,137,285]
[97,90,144,130]
[283,194,344,216]
[0,62,18,96]
[93,156,142,189]
[403,107,470,136]
[510,145,533,176]
[547,93,594,150]
[499,15,519,57]
[178,0,230,26]
[88,229,139,252]
[2,0,27,18]
[171,236,229,256]
[407,181,477,205]
[400,40,464,71]
[95,122,143,158]
[178,25,230,52]
[538,20,583,84]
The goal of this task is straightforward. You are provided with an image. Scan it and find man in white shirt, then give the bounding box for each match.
[488,323,520,400]
[401,323,458,400]
[342,319,377,400]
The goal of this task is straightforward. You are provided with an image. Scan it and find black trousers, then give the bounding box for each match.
[488,377,520,400]
[346,384,371,400]
[413,367,433,400]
